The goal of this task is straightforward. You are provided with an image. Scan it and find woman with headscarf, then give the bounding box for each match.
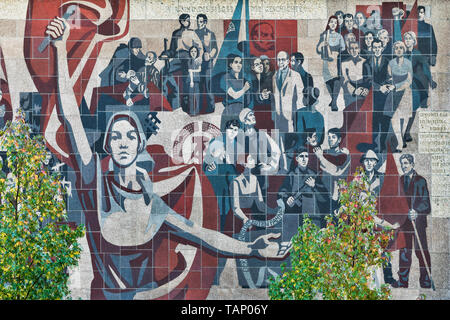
[46,16,289,300]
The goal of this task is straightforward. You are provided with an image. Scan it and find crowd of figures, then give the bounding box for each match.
[28,3,437,298]
[197,7,434,289]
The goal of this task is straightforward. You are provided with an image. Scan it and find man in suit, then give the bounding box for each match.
[272,51,303,172]
[377,29,392,60]
[417,6,438,67]
[392,154,432,289]
[290,52,314,89]
[362,38,395,153]
[272,51,303,134]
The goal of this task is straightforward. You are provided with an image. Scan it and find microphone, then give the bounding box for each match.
[38,5,78,53]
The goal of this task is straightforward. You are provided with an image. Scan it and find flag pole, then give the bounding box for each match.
[411,219,435,291]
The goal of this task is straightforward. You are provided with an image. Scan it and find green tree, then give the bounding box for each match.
[0,114,84,300]
[269,168,393,300]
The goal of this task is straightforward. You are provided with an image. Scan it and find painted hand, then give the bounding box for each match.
[313,146,323,157]
[250,233,292,259]
[287,196,295,207]
[305,177,316,188]
[408,209,418,221]
[46,17,69,47]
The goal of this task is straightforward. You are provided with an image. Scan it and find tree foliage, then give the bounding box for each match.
[269,168,393,300]
[0,114,84,300]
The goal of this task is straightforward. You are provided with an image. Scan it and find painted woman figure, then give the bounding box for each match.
[316,16,345,111]
[403,31,436,143]
[385,41,413,153]
[354,11,368,34]
[186,45,202,115]
[219,53,252,130]
[231,154,279,226]
[46,17,289,300]
[203,139,238,231]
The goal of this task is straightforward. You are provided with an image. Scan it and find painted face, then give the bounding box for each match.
[258,23,275,51]
[363,158,377,173]
[277,52,289,69]
[226,124,239,140]
[181,18,190,28]
[252,58,264,74]
[401,158,414,174]
[365,33,374,47]
[418,8,425,21]
[189,47,198,59]
[307,132,318,147]
[355,13,365,26]
[44,152,52,166]
[131,47,141,56]
[337,14,343,26]
[262,59,271,73]
[230,57,243,73]
[345,33,356,47]
[109,120,140,167]
[145,53,155,65]
[245,111,256,126]
[344,16,353,31]
[328,18,338,31]
[379,32,389,46]
[211,145,225,159]
[327,133,340,149]
[260,23,274,41]
[404,34,415,49]
[349,43,360,58]
[296,152,309,169]
[394,43,405,57]
[290,56,297,68]
[197,17,206,29]
[373,42,383,57]
[245,154,256,169]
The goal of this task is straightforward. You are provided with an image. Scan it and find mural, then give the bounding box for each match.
[0,0,446,299]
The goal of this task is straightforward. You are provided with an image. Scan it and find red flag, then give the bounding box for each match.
[148,145,219,300]
[24,0,130,167]
[402,0,418,47]
[340,90,374,179]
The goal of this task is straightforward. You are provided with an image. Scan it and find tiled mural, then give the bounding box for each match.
[0,0,448,300]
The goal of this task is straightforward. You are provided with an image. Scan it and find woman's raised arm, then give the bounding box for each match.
[47,17,92,166]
